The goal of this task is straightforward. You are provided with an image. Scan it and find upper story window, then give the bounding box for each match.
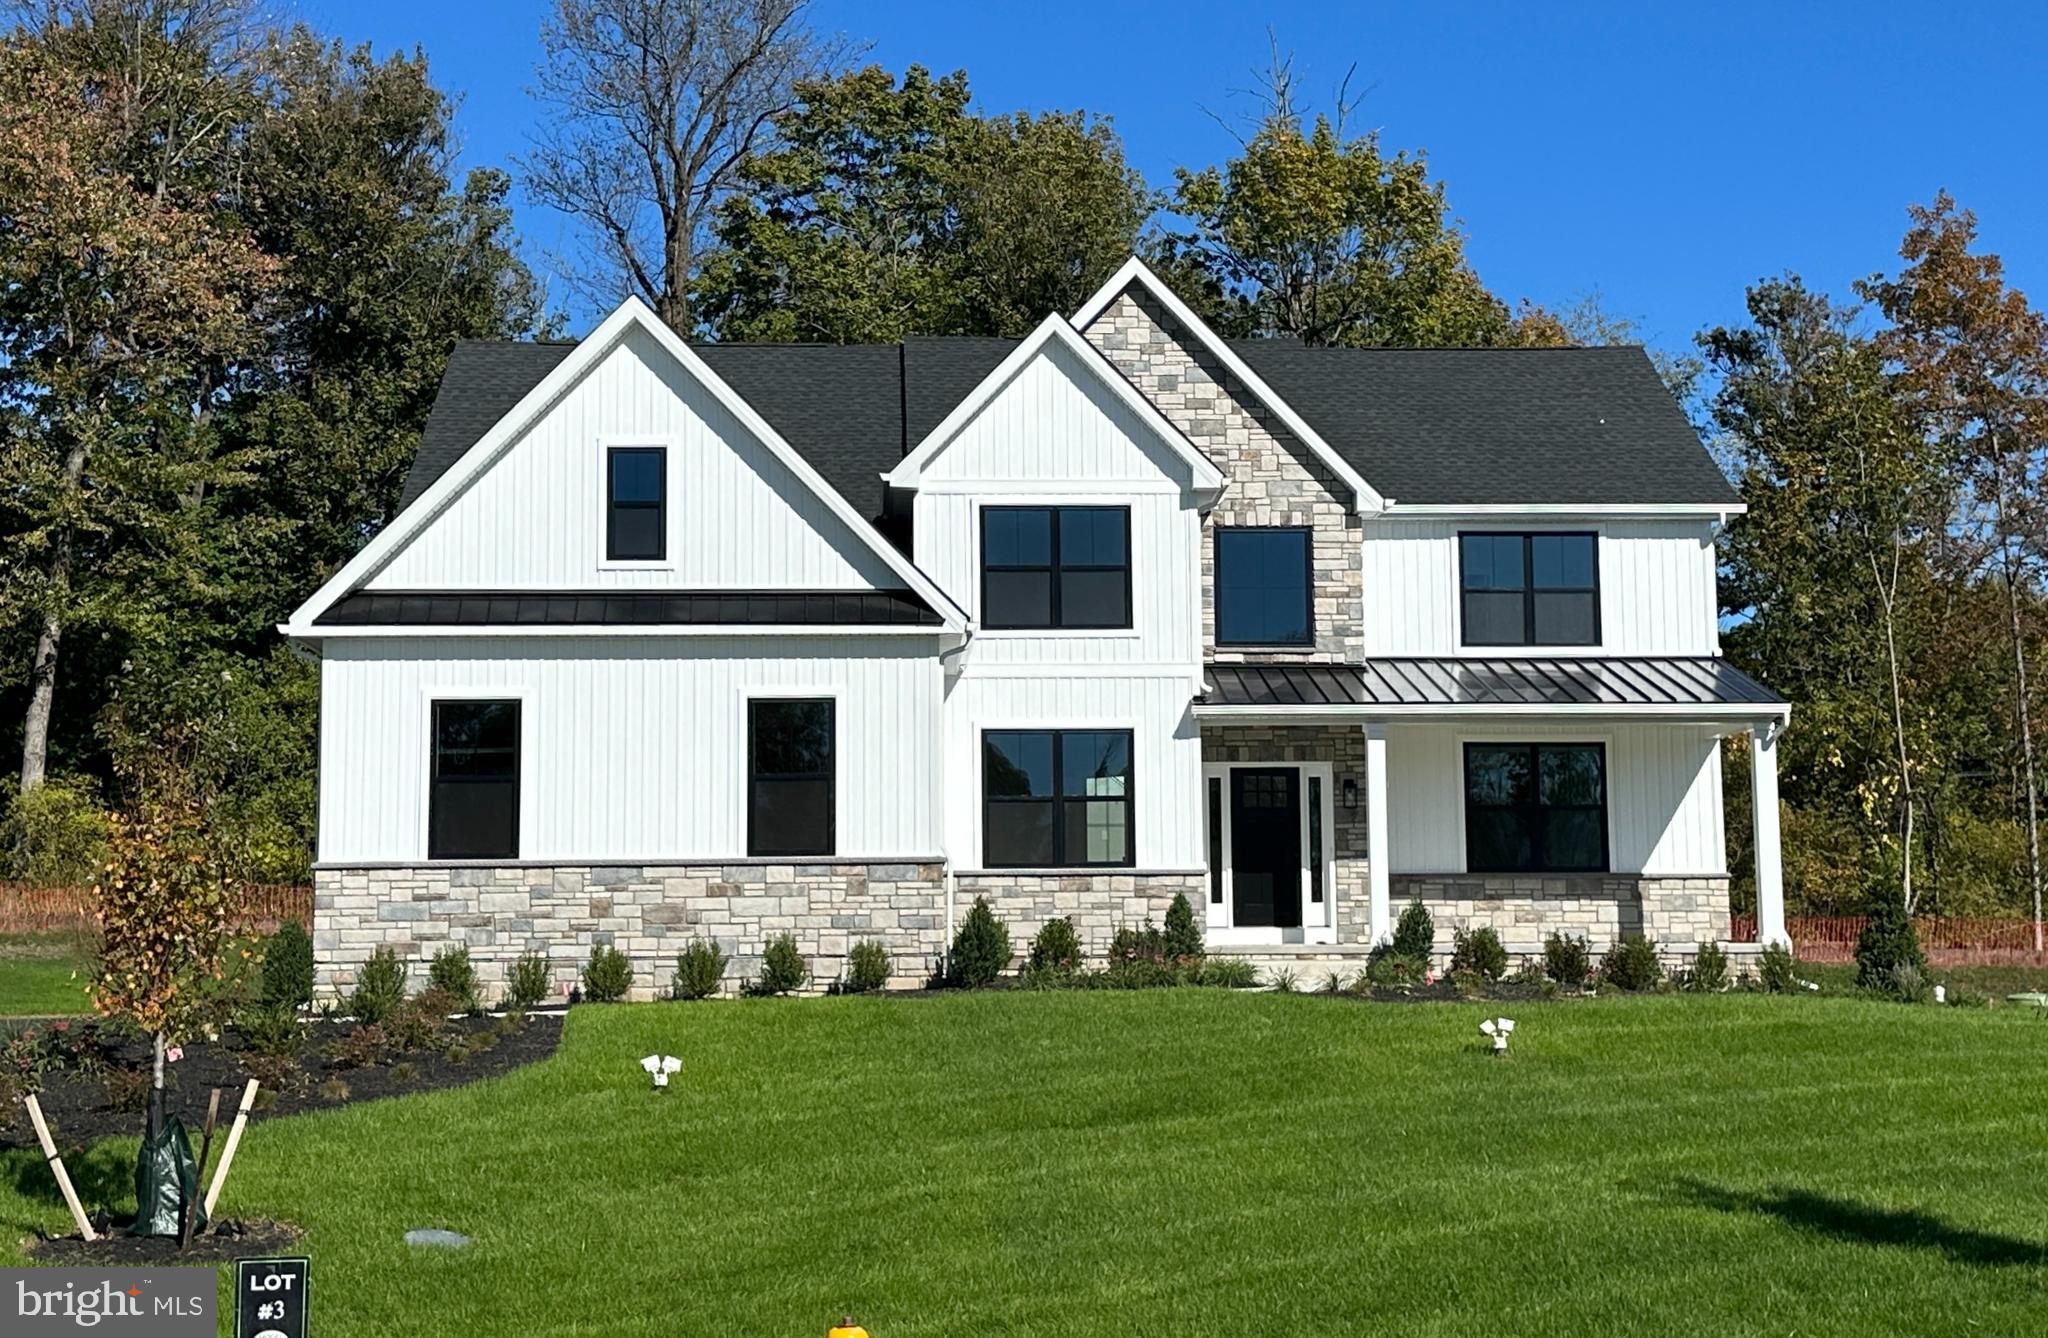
[429,700,520,860]
[1215,527,1312,647]
[981,506,1129,630]
[1464,742,1607,873]
[1460,532,1598,646]
[983,729,1133,867]
[607,446,667,561]
[748,698,835,856]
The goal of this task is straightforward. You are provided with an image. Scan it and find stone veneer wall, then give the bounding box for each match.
[1390,873,1731,963]
[315,863,945,1002]
[1085,289,1363,663]
[953,874,1205,959]
[1201,724,1373,945]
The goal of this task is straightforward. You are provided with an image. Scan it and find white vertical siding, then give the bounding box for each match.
[1384,722,1725,875]
[368,326,900,592]
[1361,517,1722,656]
[317,635,942,863]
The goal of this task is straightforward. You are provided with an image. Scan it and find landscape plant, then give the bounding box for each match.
[1026,917,1083,977]
[1757,942,1798,993]
[671,939,729,1000]
[348,948,408,1024]
[1854,884,1927,991]
[757,933,809,996]
[1599,934,1663,992]
[1449,926,1508,981]
[1686,941,1730,993]
[844,939,891,993]
[1163,893,1204,964]
[429,944,481,1013]
[260,919,315,1008]
[1544,932,1593,987]
[949,896,1011,987]
[1391,898,1436,961]
[581,944,634,1003]
[508,953,553,1009]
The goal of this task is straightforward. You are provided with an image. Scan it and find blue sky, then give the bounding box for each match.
[298,0,2046,355]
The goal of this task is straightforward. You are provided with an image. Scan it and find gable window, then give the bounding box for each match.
[429,700,520,860]
[1460,532,1598,645]
[983,729,1132,867]
[748,699,834,856]
[980,506,1130,629]
[1464,742,1607,873]
[606,446,666,561]
[1215,527,1312,647]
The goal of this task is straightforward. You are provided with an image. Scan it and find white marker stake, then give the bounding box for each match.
[24,1094,96,1241]
[203,1079,260,1217]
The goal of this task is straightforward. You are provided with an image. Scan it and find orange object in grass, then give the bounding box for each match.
[828,1318,869,1338]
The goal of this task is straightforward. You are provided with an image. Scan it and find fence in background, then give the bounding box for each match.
[0,882,313,936]
[1730,913,2046,964]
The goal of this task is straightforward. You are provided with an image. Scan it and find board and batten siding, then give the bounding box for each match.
[316,635,942,865]
[368,325,901,592]
[1383,722,1726,876]
[1361,517,1722,657]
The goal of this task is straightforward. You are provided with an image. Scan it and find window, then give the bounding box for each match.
[1464,742,1607,873]
[429,700,520,860]
[1207,776,1224,904]
[748,699,834,856]
[1215,527,1312,646]
[983,729,1133,867]
[607,447,666,561]
[1460,532,1598,645]
[980,506,1130,629]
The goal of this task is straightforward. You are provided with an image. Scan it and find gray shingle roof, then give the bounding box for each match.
[1200,658,1783,710]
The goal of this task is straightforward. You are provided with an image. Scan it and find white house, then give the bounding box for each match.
[283,258,1790,998]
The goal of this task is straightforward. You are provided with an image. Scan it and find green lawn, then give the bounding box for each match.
[0,936,93,1016]
[5,991,2048,1336]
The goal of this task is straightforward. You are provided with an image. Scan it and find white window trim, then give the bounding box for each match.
[595,436,676,572]
[1453,728,1615,876]
[737,683,845,860]
[1202,760,1338,947]
[417,685,536,863]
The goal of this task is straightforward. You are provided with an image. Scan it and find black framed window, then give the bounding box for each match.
[1464,742,1607,873]
[980,506,1130,629]
[1460,532,1598,645]
[983,729,1133,867]
[748,699,834,857]
[1215,527,1313,646]
[429,700,520,860]
[607,446,666,561]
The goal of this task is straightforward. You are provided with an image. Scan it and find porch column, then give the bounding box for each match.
[1751,723,1790,950]
[1363,721,1392,945]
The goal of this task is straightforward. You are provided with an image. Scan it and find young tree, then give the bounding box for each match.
[524,0,851,330]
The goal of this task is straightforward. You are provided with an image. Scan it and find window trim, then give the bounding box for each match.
[978,504,1133,631]
[603,443,669,565]
[1213,525,1316,649]
[746,696,837,858]
[1461,740,1610,874]
[425,695,524,862]
[980,727,1136,869]
[1457,530,1601,647]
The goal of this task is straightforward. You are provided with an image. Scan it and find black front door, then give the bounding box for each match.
[1231,768,1301,928]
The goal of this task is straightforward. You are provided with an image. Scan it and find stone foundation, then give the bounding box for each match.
[1390,873,1731,964]
[315,863,946,1001]
[954,873,1206,959]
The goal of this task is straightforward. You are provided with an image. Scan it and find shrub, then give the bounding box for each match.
[260,920,315,1008]
[757,933,809,996]
[507,953,553,1009]
[949,897,1011,988]
[1686,941,1729,993]
[391,1061,419,1084]
[238,1053,300,1094]
[445,1043,470,1065]
[1108,921,1165,965]
[1449,969,1488,999]
[1197,958,1257,989]
[671,939,728,1000]
[1600,934,1663,992]
[1757,942,1797,993]
[317,1077,350,1103]
[0,774,112,885]
[1855,888,1926,992]
[235,1002,303,1058]
[1881,962,1933,1004]
[428,945,480,1013]
[105,1065,155,1112]
[347,948,407,1024]
[1391,898,1436,960]
[1450,926,1509,981]
[1543,932,1593,987]
[1365,945,1427,989]
[581,944,633,1002]
[844,939,891,993]
[1163,893,1204,963]
[1269,968,1299,993]
[1092,959,1178,989]
[1027,917,1083,976]
[386,989,459,1052]
[322,1024,388,1070]
[469,1028,498,1052]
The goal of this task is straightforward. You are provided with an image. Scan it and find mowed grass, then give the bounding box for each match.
[6,991,2048,1337]
[0,935,93,1016]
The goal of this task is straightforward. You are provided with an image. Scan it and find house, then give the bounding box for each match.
[283,258,1790,999]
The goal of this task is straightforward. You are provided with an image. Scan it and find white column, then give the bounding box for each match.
[1363,721,1392,945]
[1751,723,1789,950]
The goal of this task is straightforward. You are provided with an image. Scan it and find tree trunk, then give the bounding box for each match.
[2004,558,2044,953]
[149,1030,166,1141]
[1874,546,1917,912]
[18,439,87,791]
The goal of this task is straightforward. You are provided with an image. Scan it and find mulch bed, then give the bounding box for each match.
[30,1217,303,1264]
[3,1011,564,1151]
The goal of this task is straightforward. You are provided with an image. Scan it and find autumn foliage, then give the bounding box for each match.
[91,792,237,1047]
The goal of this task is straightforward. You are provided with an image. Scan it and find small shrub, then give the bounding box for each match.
[1449,968,1488,1000]
[1945,986,1992,1009]
[1686,941,1729,993]
[507,953,553,1009]
[949,897,1011,988]
[1107,921,1166,965]
[391,1061,419,1083]
[671,939,728,1000]
[428,945,480,1013]
[105,1065,154,1112]
[1391,898,1436,960]
[494,1011,526,1037]
[323,1023,389,1070]
[1600,934,1663,992]
[1882,962,1933,1004]
[1450,926,1509,981]
[259,920,315,1008]
[1322,970,1347,994]
[844,939,891,994]
[347,948,407,1024]
[1197,958,1258,989]
[1506,959,1549,987]
[1757,942,1797,993]
[0,774,112,885]
[1365,946,1428,989]
[1544,932,1593,987]
[1027,917,1083,976]
[239,1053,301,1094]
[317,1077,350,1103]
[1269,968,1299,993]
[468,1028,498,1052]
[1163,893,1204,963]
[445,1042,471,1065]
[235,1002,303,1058]
[1855,888,1926,991]
[757,933,809,996]
[385,991,455,1053]
[252,1088,278,1112]
[581,943,633,1003]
